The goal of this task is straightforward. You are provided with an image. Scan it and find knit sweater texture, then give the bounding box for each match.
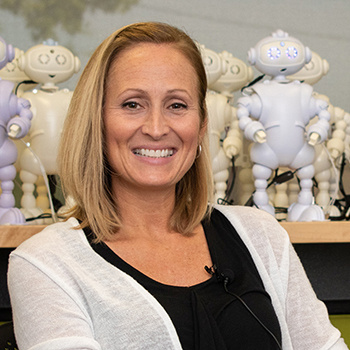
[8,205,348,349]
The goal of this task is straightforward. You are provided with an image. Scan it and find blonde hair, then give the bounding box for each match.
[58,22,213,241]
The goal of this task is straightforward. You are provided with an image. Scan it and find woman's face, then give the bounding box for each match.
[103,43,205,195]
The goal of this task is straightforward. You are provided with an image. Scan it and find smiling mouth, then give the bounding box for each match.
[133,148,175,158]
[49,74,56,78]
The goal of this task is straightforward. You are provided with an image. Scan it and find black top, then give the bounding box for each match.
[84,209,282,349]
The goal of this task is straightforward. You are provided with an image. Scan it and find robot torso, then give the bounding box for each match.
[250,80,316,169]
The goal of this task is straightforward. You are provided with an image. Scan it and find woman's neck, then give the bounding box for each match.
[112,183,177,239]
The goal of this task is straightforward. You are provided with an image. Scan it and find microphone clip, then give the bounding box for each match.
[204,264,217,276]
[205,264,234,289]
[205,264,228,284]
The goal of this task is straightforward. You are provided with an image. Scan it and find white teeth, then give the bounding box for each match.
[133,149,174,158]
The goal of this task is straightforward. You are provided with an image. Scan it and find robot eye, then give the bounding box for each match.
[304,61,315,71]
[230,65,240,75]
[267,47,281,60]
[38,54,50,64]
[6,62,16,72]
[56,54,67,65]
[204,56,213,66]
[285,46,298,59]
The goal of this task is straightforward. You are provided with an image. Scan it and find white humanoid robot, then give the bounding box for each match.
[199,45,244,203]
[210,50,255,100]
[237,30,330,221]
[18,39,80,221]
[287,51,348,216]
[199,44,228,202]
[0,38,33,224]
[209,50,254,204]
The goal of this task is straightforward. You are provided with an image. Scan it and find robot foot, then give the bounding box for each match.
[256,203,275,217]
[0,208,26,225]
[287,203,325,222]
[324,205,341,218]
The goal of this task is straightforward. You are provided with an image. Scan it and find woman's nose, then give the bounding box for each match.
[142,109,170,139]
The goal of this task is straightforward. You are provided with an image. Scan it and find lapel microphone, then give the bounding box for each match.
[204,264,282,349]
[204,264,235,287]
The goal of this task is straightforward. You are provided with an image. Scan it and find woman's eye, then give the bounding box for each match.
[122,101,139,109]
[170,102,187,110]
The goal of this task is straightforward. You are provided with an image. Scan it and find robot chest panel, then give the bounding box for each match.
[26,90,72,128]
[256,82,310,129]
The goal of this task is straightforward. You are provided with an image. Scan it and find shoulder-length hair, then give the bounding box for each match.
[58,22,213,241]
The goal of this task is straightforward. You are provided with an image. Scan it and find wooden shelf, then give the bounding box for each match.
[0,225,46,248]
[281,221,350,243]
[0,221,349,247]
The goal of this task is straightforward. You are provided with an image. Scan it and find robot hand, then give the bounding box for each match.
[7,123,22,138]
[326,137,344,160]
[223,139,239,158]
[7,97,33,139]
[329,148,341,160]
[223,129,242,158]
[237,98,265,143]
[238,108,266,143]
[307,103,330,146]
[7,115,31,139]
[308,132,321,146]
[242,120,266,143]
[254,129,266,143]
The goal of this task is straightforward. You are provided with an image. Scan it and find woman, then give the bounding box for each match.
[8,22,347,349]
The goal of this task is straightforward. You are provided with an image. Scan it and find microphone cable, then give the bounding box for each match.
[205,265,283,349]
[14,80,37,96]
[19,139,58,223]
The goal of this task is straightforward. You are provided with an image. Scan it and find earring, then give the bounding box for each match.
[196,144,202,158]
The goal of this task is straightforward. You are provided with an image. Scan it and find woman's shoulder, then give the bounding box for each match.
[11,217,85,257]
[213,204,280,226]
[213,204,290,246]
[213,205,292,275]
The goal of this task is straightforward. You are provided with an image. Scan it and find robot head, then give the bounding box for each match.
[197,43,227,87]
[18,39,81,86]
[0,48,31,83]
[210,50,254,96]
[0,47,37,95]
[247,29,312,78]
[287,51,329,85]
[0,36,15,71]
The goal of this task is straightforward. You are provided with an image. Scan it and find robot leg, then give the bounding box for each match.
[252,163,275,216]
[0,164,26,224]
[288,164,325,221]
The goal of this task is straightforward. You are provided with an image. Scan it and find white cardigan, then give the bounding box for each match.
[8,205,348,349]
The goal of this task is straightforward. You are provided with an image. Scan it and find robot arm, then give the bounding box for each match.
[222,106,243,158]
[307,98,330,146]
[326,107,347,159]
[7,96,32,139]
[237,95,266,143]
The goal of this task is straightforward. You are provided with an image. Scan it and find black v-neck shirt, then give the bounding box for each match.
[84,209,282,349]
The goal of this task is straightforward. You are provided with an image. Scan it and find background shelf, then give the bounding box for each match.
[0,221,349,247]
